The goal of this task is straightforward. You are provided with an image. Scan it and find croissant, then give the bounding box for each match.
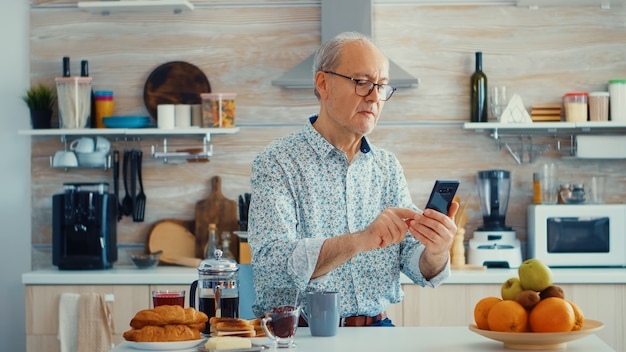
[123,324,201,342]
[130,305,208,329]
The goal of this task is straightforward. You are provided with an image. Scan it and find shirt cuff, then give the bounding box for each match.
[287,237,329,286]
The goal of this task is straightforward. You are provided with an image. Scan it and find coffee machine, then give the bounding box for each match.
[467,170,522,268]
[53,182,118,270]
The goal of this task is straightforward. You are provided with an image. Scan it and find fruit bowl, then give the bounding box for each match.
[469,319,604,350]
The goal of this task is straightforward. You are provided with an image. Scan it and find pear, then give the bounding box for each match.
[540,285,565,300]
[518,258,553,292]
[501,277,524,300]
[514,290,541,310]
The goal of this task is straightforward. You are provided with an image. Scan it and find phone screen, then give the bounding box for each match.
[425,180,460,214]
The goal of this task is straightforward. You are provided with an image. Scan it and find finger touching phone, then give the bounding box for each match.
[425,180,460,214]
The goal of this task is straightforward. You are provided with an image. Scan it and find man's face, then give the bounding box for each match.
[320,40,390,136]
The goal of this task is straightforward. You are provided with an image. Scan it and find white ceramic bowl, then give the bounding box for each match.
[76,150,108,167]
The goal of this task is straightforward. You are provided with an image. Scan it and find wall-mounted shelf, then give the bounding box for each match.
[78,0,194,15]
[19,127,238,140]
[464,121,626,163]
[20,127,238,164]
[516,0,623,8]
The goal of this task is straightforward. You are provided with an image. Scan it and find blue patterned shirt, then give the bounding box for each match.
[248,115,450,318]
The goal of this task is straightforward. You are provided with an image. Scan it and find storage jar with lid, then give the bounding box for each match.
[588,91,609,121]
[608,79,626,122]
[563,92,588,122]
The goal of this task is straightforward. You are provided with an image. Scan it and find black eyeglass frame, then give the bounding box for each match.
[322,71,397,101]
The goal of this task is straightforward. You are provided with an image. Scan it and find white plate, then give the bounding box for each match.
[469,319,604,350]
[125,338,206,350]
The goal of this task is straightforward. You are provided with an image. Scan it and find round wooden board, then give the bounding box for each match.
[143,61,211,120]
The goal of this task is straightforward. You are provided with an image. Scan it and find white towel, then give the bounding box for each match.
[58,293,80,352]
[57,293,114,352]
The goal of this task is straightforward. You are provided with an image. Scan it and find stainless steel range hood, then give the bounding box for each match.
[271,0,419,89]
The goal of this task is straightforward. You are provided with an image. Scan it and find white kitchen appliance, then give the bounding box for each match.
[528,204,626,267]
[467,170,523,268]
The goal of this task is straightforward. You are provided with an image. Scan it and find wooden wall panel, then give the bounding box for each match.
[28,2,626,268]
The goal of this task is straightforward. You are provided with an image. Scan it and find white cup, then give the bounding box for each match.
[157,104,175,129]
[69,137,95,154]
[175,104,191,128]
[52,150,78,168]
[95,136,110,153]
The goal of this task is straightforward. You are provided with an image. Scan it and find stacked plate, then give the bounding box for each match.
[103,116,151,128]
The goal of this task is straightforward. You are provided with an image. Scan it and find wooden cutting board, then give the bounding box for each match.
[148,219,198,266]
[143,61,211,120]
[194,176,240,260]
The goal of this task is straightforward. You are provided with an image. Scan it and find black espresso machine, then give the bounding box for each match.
[53,182,118,270]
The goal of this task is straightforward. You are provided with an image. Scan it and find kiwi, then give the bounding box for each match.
[540,285,565,300]
[514,290,541,310]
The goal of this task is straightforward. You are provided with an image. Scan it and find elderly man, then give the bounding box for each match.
[248,31,459,326]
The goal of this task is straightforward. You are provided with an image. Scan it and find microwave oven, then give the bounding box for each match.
[527,204,626,267]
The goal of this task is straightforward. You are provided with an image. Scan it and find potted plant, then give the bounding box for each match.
[22,83,55,129]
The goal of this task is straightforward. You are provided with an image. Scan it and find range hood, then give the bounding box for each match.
[272,0,419,89]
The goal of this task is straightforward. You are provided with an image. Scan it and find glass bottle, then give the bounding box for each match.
[220,232,237,262]
[62,56,71,77]
[81,60,96,128]
[206,223,218,259]
[470,51,488,123]
[533,172,542,204]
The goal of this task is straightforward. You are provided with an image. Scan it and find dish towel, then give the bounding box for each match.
[58,293,80,352]
[58,293,114,352]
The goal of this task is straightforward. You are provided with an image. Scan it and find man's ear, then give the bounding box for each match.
[314,71,329,99]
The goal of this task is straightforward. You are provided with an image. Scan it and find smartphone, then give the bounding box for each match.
[425,180,460,214]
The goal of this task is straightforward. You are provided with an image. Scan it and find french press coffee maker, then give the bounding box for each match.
[190,249,239,334]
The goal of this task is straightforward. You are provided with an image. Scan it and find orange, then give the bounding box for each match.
[474,296,502,330]
[568,300,584,331]
[529,297,575,332]
[487,300,529,332]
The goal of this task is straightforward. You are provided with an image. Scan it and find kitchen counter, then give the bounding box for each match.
[111,326,615,352]
[21,265,626,285]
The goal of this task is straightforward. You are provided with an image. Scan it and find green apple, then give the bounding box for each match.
[501,277,524,300]
[518,258,553,292]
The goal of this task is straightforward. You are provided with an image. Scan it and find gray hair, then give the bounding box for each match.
[312,31,376,99]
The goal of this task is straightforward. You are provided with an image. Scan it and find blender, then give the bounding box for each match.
[467,170,522,268]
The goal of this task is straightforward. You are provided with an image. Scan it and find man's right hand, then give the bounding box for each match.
[361,208,421,250]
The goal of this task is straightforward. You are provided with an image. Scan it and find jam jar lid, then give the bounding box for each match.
[197,249,238,274]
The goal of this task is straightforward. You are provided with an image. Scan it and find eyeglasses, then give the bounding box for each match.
[323,71,396,101]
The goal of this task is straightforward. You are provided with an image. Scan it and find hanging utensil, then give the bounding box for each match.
[130,149,138,222]
[121,149,133,217]
[134,149,146,222]
[112,150,121,221]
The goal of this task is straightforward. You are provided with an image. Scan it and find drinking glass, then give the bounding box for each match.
[261,306,300,349]
[588,175,607,204]
[152,290,185,308]
[539,163,559,204]
[490,85,508,119]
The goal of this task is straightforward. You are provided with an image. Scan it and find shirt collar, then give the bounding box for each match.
[307,115,371,155]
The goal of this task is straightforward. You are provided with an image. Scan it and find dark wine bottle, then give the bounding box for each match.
[62,56,70,77]
[470,51,488,123]
[81,60,96,128]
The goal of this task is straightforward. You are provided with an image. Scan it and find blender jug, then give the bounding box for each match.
[476,170,512,231]
[190,249,239,334]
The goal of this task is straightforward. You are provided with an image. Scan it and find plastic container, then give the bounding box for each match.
[201,93,236,127]
[588,92,609,121]
[94,91,114,128]
[55,77,93,129]
[608,79,626,122]
[563,92,588,122]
